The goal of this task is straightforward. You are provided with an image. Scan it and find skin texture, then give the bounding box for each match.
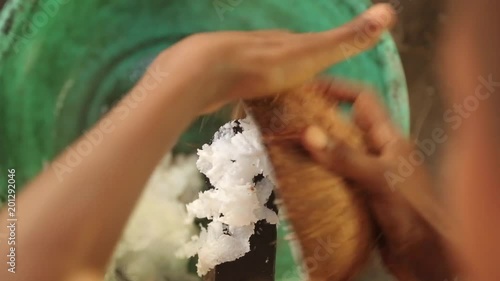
[0,4,396,281]
[439,0,500,280]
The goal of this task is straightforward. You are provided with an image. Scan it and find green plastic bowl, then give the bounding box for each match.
[0,0,409,279]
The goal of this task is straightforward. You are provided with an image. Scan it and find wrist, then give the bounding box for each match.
[138,66,213,118]
[150,48,237,116]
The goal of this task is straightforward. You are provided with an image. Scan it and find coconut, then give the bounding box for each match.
[243,83,375,281]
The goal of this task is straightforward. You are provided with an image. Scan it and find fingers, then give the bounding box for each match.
[302,82,403,155]
[293,4,395,67]
[299,3,396,64]
[248,29,292,38]
[259,4,396,94]
[352,92,402,153]
[305,78,365,103]
[302,126,385,191]
[353,91,390,131]
[301,126,452,239]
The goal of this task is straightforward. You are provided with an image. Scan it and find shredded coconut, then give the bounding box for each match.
[178,117,278,276]
[105,154,201,281]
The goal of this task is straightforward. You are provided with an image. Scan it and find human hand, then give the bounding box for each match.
[145,4,395,114]
[301,87,454,280]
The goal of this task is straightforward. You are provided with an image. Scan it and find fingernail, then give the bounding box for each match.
[364,4,396,29]
[304,126,330,150]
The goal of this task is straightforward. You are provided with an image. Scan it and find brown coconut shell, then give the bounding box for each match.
[243,84,375,281]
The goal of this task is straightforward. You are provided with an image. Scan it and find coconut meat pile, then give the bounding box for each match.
[105,154,201,281]
[178,117,279,276]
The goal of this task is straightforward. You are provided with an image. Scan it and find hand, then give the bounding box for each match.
[301,87,455,280]
[145,4,396,114]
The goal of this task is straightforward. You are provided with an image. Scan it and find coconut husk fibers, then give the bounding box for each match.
[243,83,375,281]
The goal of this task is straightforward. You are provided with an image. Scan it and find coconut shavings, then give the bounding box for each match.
[177,117,278,276]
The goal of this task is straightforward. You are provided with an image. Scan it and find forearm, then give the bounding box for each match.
[0,65,205,281]
[381,158,457,280]
[380,213,456,281]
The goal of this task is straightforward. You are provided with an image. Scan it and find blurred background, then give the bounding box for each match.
[380,0,446,171]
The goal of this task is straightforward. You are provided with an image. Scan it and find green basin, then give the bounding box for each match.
[0,0,409,280]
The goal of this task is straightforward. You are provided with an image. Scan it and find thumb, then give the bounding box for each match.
[302,126,385,191]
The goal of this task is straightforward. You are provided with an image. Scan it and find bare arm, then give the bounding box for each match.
[440,0,500,279]
[4,59,204,281]
[0,5,395,281]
